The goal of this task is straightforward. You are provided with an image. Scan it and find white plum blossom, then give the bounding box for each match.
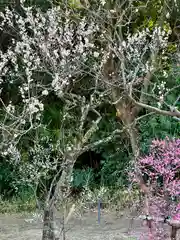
[0,4,103,142]
[115,26,172,84]
[166,12,170,19]
[42,90,49,96]
[6,103,15,114]
[156,81,167,108]
[94,51,100,58]
[0,1,178,151]
[26,98,44,115]
[100,0,106,6]
[2,144,21,163]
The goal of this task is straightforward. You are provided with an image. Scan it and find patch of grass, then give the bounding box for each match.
[70,187,141,214]
[0,187,141,215]
[0,196,36,213]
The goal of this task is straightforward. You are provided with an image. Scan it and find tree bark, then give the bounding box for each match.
[42,207,56,240]
[170,226,177,240]
[41,155,75,240]
[112,88,140,159]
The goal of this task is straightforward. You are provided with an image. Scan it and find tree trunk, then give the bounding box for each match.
[42,207,56,240]
[171,226,177,240]
[41,155,75,240]
[112,88,140,159]
[128,125,139,160]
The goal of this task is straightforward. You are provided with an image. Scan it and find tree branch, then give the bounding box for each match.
[129,95,180,118]
[80,127,126,155]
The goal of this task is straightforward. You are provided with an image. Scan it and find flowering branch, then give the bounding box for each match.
[128,94,180,118]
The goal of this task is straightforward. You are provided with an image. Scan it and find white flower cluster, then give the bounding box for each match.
[0,3,176,144]
[19,141,59,185]
[25,97,44,115]
[0,4,102,135]
[174,0,178,9]
[100,0,106,6]
[6,102,15,114]
[156,81,167,108]
[116,26,171,83]
[2,144,21,162]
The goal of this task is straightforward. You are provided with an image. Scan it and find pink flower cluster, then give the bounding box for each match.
[139,138,180,197]
[135,138,180,239]
[173,203,180,220]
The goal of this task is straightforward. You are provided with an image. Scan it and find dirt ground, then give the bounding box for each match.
[0,210,179,240]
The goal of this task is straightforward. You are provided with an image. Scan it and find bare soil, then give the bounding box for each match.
[0,210,178,240]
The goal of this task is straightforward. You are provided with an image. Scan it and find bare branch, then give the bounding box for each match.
[129,95,180,118]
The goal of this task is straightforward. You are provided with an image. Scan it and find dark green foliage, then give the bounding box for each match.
[0,157,33,199]
[72,168,95,189]
[0,159,17,198]
[139,114,180,154]
[99,148,129,187]
[73,104,131,188]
